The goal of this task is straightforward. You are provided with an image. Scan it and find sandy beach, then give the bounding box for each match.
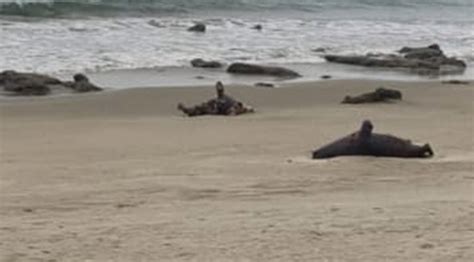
[1,79,473,261]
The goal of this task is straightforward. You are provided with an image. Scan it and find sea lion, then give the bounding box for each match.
[312,120,434,159]
[67,73,102,93]
[177,81,254,117]
[342,87,402,104]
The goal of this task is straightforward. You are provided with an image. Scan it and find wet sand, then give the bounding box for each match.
[1,79,473,261]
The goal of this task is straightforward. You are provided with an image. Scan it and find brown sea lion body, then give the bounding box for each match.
[312,120,433,159]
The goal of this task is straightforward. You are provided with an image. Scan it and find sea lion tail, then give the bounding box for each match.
[312,150,321,159]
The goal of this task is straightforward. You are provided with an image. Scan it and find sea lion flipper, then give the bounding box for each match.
[422,143,434,157]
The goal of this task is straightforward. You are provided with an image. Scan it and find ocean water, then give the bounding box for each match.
[0,0,473,83]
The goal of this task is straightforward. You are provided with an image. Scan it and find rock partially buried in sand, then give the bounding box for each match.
[190,58,223,68]
[187,23,206,33]
[227,63,301,78]
[324,44,466,75]
[312,120,434,159]
[342,87,402,104]
[177,81,254,117]
[1,70,102,96]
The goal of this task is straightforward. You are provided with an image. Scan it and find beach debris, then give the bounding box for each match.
[324,44,466,75]
[187,22,206,32]
[312,120,434,159]
[342,87,402,104]
[227,62,301,78]
[0,70,102,96]
[441,80,470,85]
[254,82,275,88]
[177,81,254,117]
[190,58,223,68]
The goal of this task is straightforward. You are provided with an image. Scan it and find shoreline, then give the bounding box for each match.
[78,63,474,90]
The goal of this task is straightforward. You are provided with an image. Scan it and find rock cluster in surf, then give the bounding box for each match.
[324,44,466,75]
[0,71,102,96]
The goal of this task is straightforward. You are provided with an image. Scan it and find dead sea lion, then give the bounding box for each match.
[312,120,434,159]
[177,81,254,117]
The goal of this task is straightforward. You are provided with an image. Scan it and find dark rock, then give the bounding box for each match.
[227,63,301,78]
[4,82,51,96]
[0,70,61,86]
[441,80,470,85]
[342,87,402,104]
[325,55,440,70]
[312,47,327,53]
[188,23,206,33]
[178,81,254,117]
[312,120,434,159]
[403,48,443,60]
[252,24,262,30]
[190,58,223,68]
[0,70,59,96]
[254,82,275,88]
[321,75,332,79]
[399,43,440,54]
[68,73,102,93]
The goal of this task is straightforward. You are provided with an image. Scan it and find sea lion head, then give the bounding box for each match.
[360,120,373,138]
[73,73,89,82]
[421,143,434,157]
[216,81,225,98]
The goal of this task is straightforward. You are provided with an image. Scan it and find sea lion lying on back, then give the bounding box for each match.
[177,81,254,117]
[312,120,434,159]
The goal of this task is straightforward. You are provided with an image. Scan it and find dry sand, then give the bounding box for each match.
[1,80,473,262]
